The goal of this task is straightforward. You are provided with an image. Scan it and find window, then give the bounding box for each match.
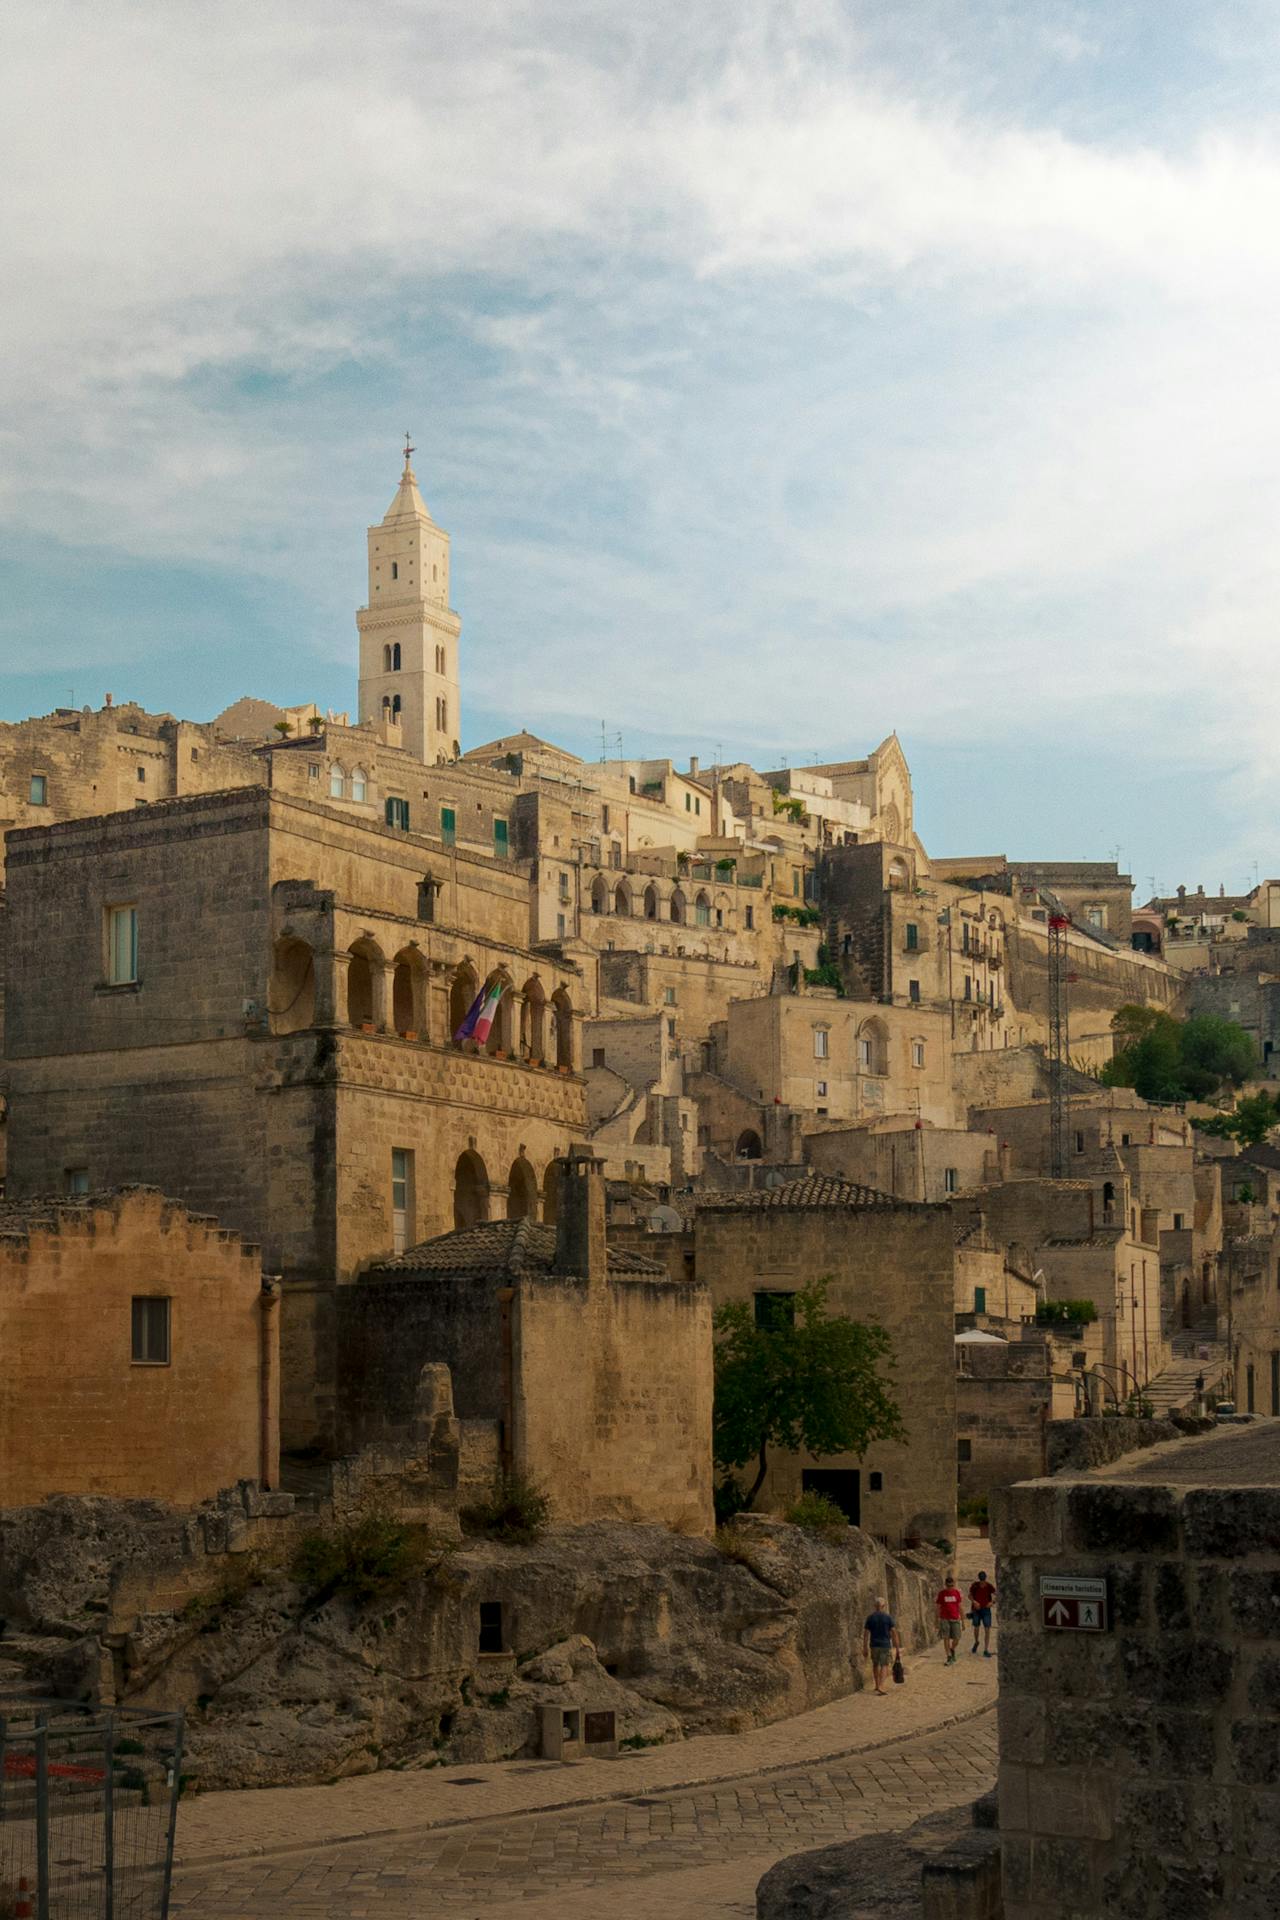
[685,793,691,812]
[695,896,711,927]
[869,1471,883,1492]
[1074,1131,1085,1153]
[909,979,920,1003]
[391,1147,414,1255]
[816,1079,828,1097]
[957,1438,972,1463]
[556,912,566,937]
[1173,1213,1185,1231]
[695,797,701,815]
[351,768,367,803]
[478,1601,504,1654]
[1247,1363,1256,1414]
[559,872,571,903]
[441,806,456,847]
[905,922,918,950]
[974,1285,987,1313]
[944,1167,958,1194]
[911,1040,925,1068]
[417,877,437,922]
[962,923,971,953]
[745,906,754,930]
[391,561,398,580]
[65,1168,89,1195]
[392,642,401,670]
[436,696,448,731]
[592,1047,606,1068]
[385,796,410,830]
[963,976,972,1001]
[1121,1133,1131,1147]
[666,1018,676,1038]
[391,694,402,719]
[664,987,676,1006]
[1086,906,1104,928]
[754,1291,796,1329]
[308,763,319,780]
[814,1028,829,1058]
[131,1297,170,1365]
[329,765,345,798]
[29,774,47,805]
[136,765,145,783]
[106,906,138,984]
[494,819,509,858]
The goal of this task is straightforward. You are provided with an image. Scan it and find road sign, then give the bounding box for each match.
[1040,1575,1108,1631]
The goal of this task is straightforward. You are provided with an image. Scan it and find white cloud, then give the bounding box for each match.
[4,0,1280,877]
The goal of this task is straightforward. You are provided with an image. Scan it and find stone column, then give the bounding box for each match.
[315,948,350,1027]
[259,1277,282,1490]
[375,959,396,1031]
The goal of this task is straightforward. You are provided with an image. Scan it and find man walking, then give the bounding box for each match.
[861,1594,901,1695]
[969,1569,996,1656]
[936,1572,964,1663]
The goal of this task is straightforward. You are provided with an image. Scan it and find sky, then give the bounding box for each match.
[4,0,1280,897]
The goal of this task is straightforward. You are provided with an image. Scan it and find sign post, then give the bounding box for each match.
[1040,1575,1108,1631]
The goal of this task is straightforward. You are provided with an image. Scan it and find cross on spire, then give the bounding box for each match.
[403,430,416,468]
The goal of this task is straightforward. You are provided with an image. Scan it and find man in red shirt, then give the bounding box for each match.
[969,1570,996,1657]
[936,1573,964,1663]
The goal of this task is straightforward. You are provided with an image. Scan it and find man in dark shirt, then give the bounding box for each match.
[861,1594,901,1695]
[969,1570,996,1656]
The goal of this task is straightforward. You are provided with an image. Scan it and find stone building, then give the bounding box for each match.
[2,786,587,1448]
[339,1152,714,1532]
[992,1423,1280,1919]
[805,1117,999,1202]
[694,1173,957,1546]
[0,1187,278,1507]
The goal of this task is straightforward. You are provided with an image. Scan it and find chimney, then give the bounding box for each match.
[104,692,113,707]
[1177,885,1186,904]
[689,756,699,778]
[554,1147,607,1281]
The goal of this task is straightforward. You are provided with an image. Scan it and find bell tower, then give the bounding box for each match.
[357,436,462,764]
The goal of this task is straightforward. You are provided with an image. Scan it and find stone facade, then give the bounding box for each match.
[0,1188,277,1507]
[695,1175,957,1545]
[992,1423,1280,1919]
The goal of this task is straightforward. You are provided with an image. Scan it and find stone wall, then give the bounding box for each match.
[695,1196,957,1545]
[991,1424,1280,1918]
[0,1190,276,1508]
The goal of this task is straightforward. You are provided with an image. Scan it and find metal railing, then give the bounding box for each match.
[0,1701,184,1920]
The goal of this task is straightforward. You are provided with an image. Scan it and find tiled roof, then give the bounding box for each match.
[696,1173,917,1214]
[364,1217,666,1280]
[1044,1230,1123,1249]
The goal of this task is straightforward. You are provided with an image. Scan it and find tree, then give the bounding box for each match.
[1194,1091,1280,1146]
[712,1279,906,1511]
[1101,1006,1256,1103]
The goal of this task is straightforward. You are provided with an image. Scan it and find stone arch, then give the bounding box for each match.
[351,766,367,804]
[552,986,574,1071]
[507,1155,539,1221]
[454,1149,490,1230]
[329,763,346,798]
[382,644,392,671]
[887,854,909,889]
[669,888,686,926]
[392,945,427,1037]
[856,1016,889,1075]
[269,936,315,1034]
[590,874,609,915]
[542,1161,559,1225]
[643,883,658,920]
[484,968,516,1055]
[695,890,711,927]
[614,880,632,917]
[736,1128,763,1161]
[449,960,480,1041]
[521,975,547,1062]
[346,936,384,1027]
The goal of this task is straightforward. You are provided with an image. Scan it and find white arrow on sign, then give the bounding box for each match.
[1047,1600,1071,1625]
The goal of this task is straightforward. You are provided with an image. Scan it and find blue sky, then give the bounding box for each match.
[4,1,1280,896]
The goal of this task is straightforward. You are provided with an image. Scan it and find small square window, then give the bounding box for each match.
[309,762,319,780]
[909,979,921,1003]
[136,765,146,782]
[911,1041,925,1068]
[816,1079,828,1097]
[131,1297,170,1365]
[29,774,47,805]
[592,1047,606,1068]
[65,1168,89,1195]
[944,1167,958,1194]
[868,1471,883,1492]
[664,987,676,1006]
[957,1438,972,1463]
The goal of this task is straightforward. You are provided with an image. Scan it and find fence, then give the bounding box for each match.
[0,1701,183,1920]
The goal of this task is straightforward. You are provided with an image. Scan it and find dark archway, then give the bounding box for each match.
[454,1149,490,1230]
[507,1156,539,1221]
[269,937,315,1034]
[736,1129,764,1161]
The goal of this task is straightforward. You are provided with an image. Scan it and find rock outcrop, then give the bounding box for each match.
[0,1499,942,1791]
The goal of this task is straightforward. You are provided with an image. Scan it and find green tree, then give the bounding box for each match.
[712,1279,906,1510]
[1179,1015,1255,1095]
[1100,1006,1255,1103]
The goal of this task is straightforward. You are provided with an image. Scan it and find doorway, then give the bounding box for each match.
[802,1468,861,1526]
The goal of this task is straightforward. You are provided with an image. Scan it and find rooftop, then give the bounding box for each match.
[1096,1420,1280,1487]
[697,1172,918,1214]
[363,1216,667,1281]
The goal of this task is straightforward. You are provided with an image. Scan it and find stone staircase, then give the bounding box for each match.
[1143,1343,1229,1417]
[0,1630,79,1703]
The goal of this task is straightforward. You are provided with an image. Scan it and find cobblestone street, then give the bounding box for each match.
[171,1544,999,1920]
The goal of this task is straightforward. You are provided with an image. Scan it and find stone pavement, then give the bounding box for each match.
[171,1535,999,1918]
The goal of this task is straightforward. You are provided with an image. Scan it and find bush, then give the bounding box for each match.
[784,1491,849,1536]
[958,1493,989,1527]
[1036,1298,1097,1328]
[292,1507,443,1604]
[460,1473,551,1544]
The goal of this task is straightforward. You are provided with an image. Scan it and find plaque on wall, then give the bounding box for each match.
[584,1710,616,1744]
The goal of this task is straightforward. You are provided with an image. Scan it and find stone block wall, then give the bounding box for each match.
[992,1441,1280,1918]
